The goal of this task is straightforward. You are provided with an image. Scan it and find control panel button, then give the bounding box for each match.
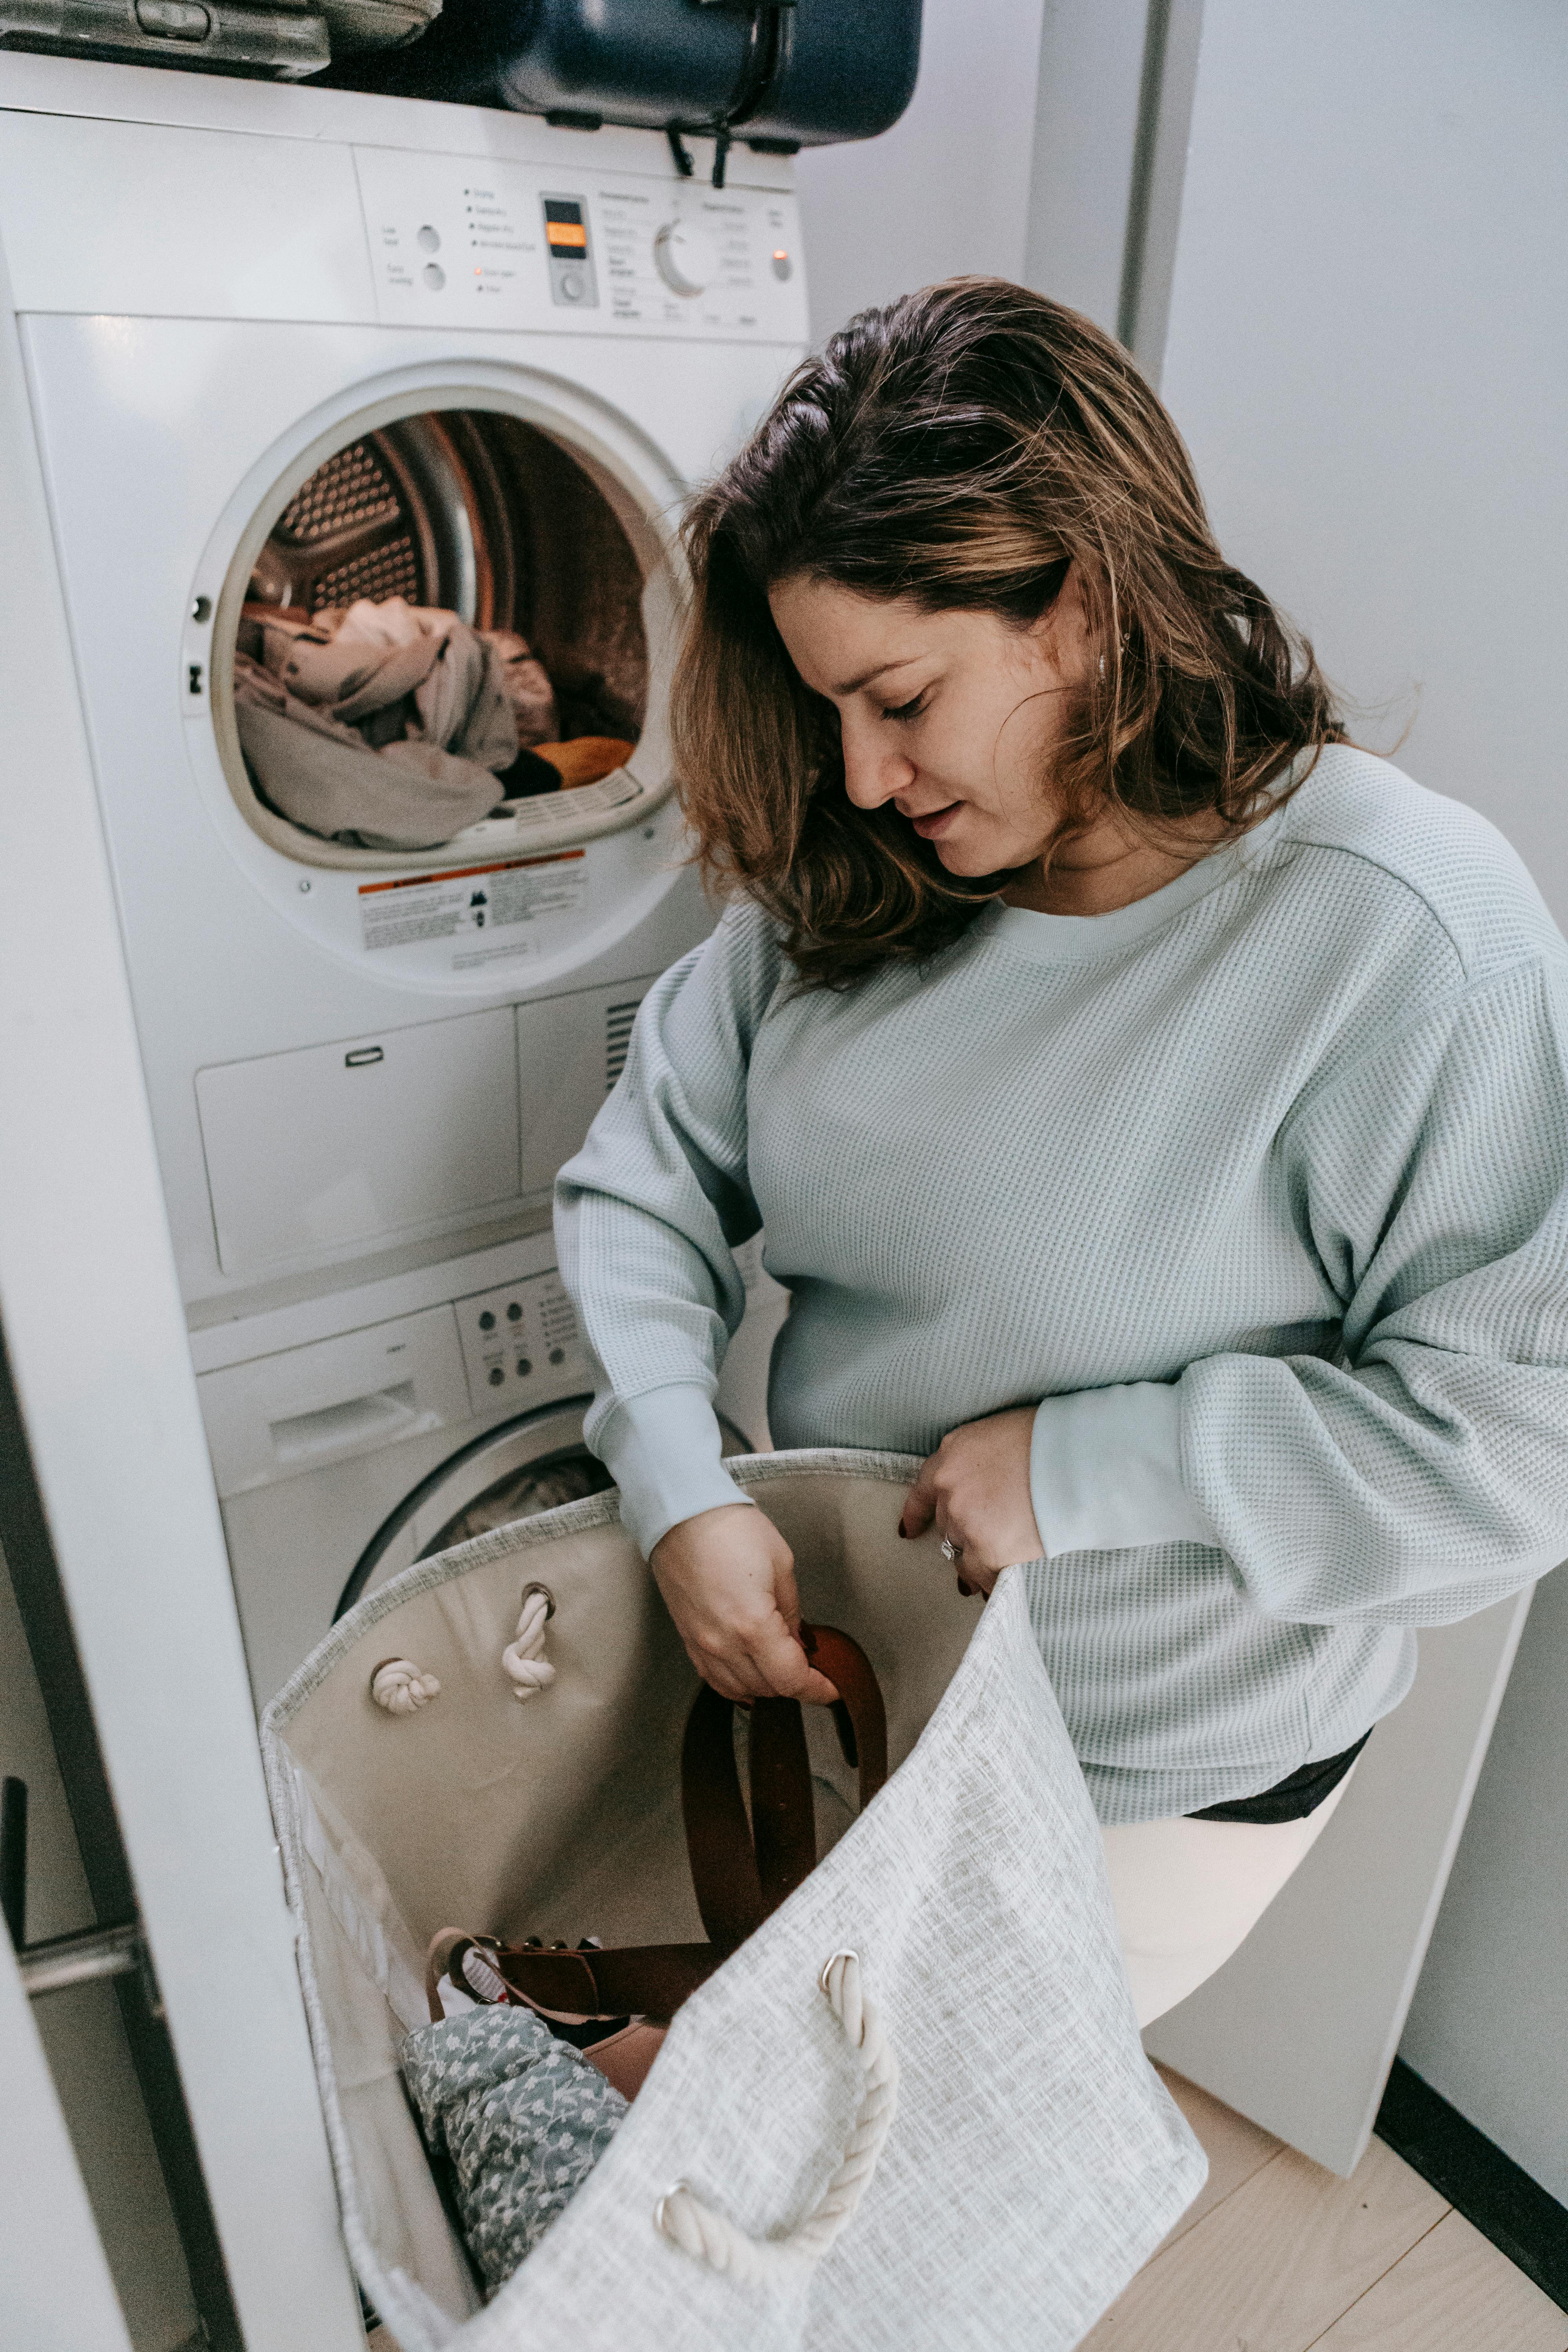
[654,221,720,298]
[506,1302,523,1322]
[559,270,584,302]
[417,224,441,253]
[478,1310,496,1330]
[422,262,446,290]
[771,248,793,281]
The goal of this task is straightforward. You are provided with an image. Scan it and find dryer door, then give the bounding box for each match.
[216,399,661,882]
[191,368,700,1007]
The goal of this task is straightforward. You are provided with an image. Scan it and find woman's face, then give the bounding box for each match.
[767,571,1093,878]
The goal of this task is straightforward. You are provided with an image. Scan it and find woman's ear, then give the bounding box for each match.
[1031,564,1094,684]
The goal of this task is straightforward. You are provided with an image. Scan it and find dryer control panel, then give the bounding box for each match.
[353,144,805,343]
[0,104,805,341]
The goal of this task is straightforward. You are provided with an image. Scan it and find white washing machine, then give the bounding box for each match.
[0,57,803,1701]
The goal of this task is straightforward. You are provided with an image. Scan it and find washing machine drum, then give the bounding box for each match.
[338,1403,749,1620]
[421,1437,615,1553]
[223,405,657,866]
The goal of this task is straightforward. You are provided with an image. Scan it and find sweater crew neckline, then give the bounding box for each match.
[980,795,1295,966]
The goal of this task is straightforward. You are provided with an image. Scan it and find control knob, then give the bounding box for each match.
[653,220,720,298]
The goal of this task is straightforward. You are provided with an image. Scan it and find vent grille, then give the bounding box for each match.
[604,1000,641,1092]
[311,537,423,613]
[275,442,399,546]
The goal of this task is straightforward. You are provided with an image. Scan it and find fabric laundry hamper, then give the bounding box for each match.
[261,1449,1207,2352]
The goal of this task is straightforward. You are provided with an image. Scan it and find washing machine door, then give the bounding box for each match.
[338,1399,750,1617]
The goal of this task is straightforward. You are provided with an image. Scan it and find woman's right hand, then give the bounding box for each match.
[650,1503,839,1705]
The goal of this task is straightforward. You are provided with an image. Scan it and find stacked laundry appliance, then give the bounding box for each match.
[0,54,819,1705]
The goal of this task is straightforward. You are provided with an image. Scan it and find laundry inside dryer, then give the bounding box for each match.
[228,407,649,855]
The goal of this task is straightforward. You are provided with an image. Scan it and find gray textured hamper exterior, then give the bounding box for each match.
[261,1450,1206,2350]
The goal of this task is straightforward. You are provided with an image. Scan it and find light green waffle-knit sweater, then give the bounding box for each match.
[555,748,1568,1823]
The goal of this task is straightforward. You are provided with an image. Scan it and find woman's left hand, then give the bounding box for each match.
[899,1406,1044,1593]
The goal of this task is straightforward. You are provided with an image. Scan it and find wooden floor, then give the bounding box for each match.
[365,2067,1566,2350]
[1084,2066,1568,2352]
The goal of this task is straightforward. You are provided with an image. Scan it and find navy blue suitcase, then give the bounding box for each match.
[334,0,922,174]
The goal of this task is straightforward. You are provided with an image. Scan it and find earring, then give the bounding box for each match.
[1098,652,1107,680]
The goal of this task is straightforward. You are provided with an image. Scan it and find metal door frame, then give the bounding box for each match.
[0,222,363,2350]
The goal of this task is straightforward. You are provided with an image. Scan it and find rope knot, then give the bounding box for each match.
[502,1583,557,1703]
[370,1659,440,1715]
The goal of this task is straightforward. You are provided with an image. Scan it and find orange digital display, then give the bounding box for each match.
[543,200,589,257]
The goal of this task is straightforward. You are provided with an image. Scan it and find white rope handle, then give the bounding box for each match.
[370,1659,440,1715]
[502,1583,557,1703]
[653,1950,898,2285]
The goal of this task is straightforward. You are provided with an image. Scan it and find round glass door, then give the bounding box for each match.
[224,406,652,869]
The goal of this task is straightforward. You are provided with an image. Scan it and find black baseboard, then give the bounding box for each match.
[1376,2058,1568,2314]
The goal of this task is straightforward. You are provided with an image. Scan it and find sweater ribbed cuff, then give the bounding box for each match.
[1030,1380,1222,1558]
[594,1383,753,1559]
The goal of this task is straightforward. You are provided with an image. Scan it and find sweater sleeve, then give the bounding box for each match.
[554,900,782,1557]
[1036,957,1568,1623]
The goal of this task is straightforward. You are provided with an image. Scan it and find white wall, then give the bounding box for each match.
[793,0,1049,341]
[1155,0,1568,931]
[1141,0,1568,2196]
[1022,0,1151,337]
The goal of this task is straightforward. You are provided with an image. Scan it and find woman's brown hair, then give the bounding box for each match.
[671,277,1343,989]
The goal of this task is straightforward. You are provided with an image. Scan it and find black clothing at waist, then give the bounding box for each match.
[1187,1730,1372,1824]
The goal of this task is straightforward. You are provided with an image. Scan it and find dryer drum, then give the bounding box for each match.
[244,408,648,743]
[230,405,651,858]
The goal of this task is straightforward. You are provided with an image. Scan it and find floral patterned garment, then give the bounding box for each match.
[400,2004,628,2292]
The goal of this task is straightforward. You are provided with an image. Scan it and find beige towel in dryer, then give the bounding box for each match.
[233,597,519,850]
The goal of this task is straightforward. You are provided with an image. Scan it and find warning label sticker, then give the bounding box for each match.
[359,852,588,962]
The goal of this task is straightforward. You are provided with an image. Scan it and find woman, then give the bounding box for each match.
[556,280,1568,2022]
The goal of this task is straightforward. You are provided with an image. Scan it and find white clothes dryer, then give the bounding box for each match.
[0,59,804,1699]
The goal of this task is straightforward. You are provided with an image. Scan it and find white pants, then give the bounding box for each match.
[1101,1769,1356,2029]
